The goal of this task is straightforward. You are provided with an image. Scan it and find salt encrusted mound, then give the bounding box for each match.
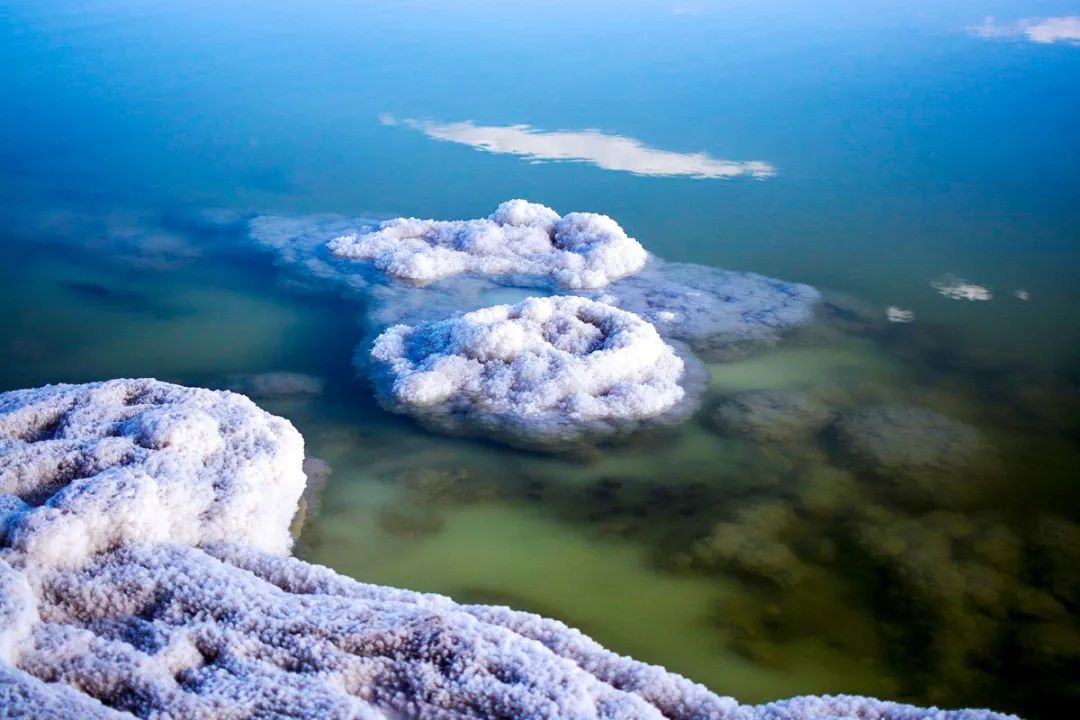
[327,200,647,290]
[596,261,821,358]
[369,296,695,445]
[0,379,305,567]
[0,380,1016,719]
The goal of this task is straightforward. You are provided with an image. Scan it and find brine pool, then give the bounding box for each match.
[2,1,1078,718]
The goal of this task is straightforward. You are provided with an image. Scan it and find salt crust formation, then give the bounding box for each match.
[326,200,648,290]
[370,296,692,446]
[248,203,819,445]
[248,203,821,350]
[0,379,1016,719]
[0,379,304,569]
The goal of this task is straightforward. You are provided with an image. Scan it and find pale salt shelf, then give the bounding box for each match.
[0,379,1016,719]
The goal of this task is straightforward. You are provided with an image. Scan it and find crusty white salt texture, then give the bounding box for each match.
[369,296,694,445]
[0,378,305,568]
[0,380,1017,719]
[327,199,647,289]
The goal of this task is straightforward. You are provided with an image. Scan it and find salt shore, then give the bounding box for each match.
[0,379,1017,719]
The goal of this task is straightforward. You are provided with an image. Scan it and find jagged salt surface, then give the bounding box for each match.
[369,296,695,446]
[0,380,1014,719]
[327,199,647,290]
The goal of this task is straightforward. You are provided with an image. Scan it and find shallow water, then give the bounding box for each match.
[2,1,1079,717]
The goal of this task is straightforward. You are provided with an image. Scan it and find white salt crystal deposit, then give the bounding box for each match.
[327,200,647,289]
[0,379,305,569]
[369,296,693,445]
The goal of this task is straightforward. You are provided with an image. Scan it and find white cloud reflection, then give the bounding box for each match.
[380,114,775,179]
[970,16,1080,45]
[886,306,914,323]
[932,277,992,301]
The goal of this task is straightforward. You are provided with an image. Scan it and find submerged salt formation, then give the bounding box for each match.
[831,405,988,502]
[249,212,378,293]
[690,501,809,588]
[225,371,326,400]
[328,199,647,290]
[679,458,1080,710]
[0,379,1017,719]
[711,390,835,443]
[595,261,821,358]
[369,296,696,446]
[848,506,1080,705]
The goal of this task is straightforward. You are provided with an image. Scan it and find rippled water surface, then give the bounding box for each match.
[2,1,1079,717]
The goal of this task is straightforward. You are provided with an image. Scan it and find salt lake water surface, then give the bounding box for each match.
[1,1,1078,718]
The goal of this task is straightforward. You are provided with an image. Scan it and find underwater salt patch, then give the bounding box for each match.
[830,405,990,504]
[595,260,821,357]
[711,389,835,443]
[225,371,326,399]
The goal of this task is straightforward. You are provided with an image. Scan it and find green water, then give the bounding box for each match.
[2,1,1079,717]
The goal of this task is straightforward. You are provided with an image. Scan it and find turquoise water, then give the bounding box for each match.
[2,1,1079,717]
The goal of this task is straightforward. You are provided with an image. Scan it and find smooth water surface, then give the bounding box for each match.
[2,1,1078,717]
